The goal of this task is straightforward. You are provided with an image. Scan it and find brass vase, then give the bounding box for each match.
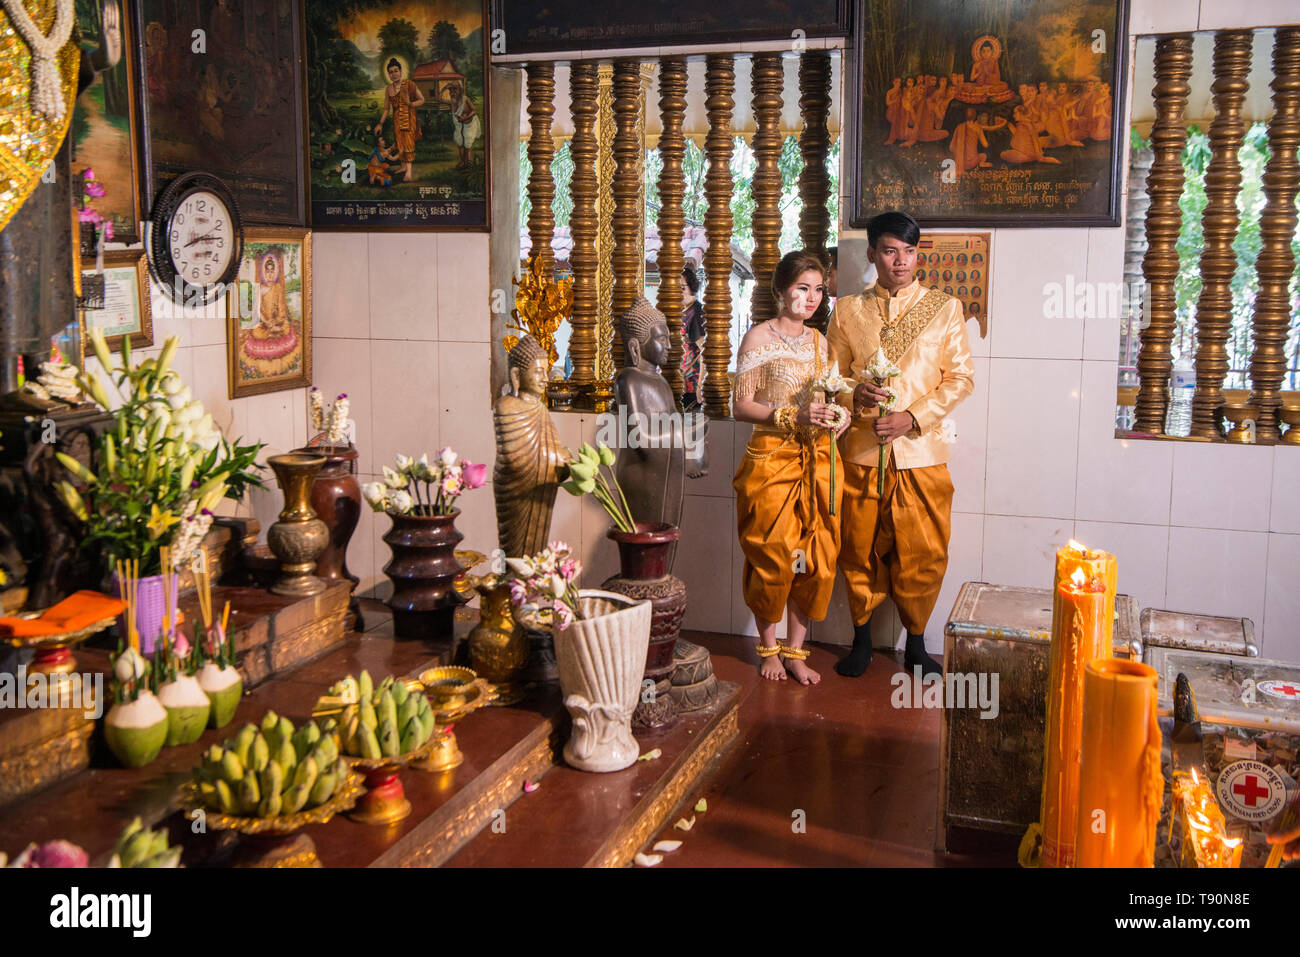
[266,453,329,598]
[467,583,528,705]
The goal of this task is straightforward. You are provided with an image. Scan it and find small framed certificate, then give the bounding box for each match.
[82,250,153,351]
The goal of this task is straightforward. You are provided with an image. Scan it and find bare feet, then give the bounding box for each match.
[784,657,821,685]
[759,652,786,681]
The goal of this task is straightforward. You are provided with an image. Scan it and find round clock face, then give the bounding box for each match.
[168,189,235,287]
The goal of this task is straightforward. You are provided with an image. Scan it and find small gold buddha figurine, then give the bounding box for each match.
[493,335,568,559]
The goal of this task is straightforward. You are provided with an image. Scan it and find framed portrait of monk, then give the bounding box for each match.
[133,0,307,225]
[846,0,1128,228]
[304,0,490,231]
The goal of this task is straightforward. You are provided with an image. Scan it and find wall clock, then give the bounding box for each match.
[147,171,243,304]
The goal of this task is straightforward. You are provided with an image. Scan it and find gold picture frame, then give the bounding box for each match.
[226,228,313,399]
[81,249,153,352]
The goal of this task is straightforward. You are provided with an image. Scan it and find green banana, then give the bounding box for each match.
[397,694,418,730]
[292,721,321,760]
[232,724,257,765]
[247,733,270,773]
[391,680,409,707]
[141,847,182,869]
[257,790,282,818]
[315,735,338,766]
[273,738,297,779]
[198,781,218,807]
[416,705,435,742]
[215,779,237,815]
[359,698,377,732]
[120,829,152,868]
[293,755,318,794]
[261,711,279,735]
[259,760,284,799]
[146,830,169,859]
[308,769,336,808]
[277,716,294,747]
[358,724,382,759]
[282,784,310,814]
[378,688,398,733]
[378,718,400,757]
[358,671,373,702]
[219,750,245,783]
[237,773,261,815]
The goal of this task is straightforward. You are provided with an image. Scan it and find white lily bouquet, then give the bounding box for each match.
[362,448,487,517]
[812,370,855,516]
[864,347,902,495]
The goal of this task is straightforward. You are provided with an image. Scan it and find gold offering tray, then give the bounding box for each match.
[343,737,436,770]
[4,612,119,651]
[418,667,498,724]
[176,769,365,835]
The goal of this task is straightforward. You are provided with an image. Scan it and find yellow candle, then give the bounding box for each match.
[1074,658,1164,867]
[1041,567,1110,868]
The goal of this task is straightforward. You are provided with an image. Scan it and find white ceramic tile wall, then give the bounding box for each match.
[1129,0,1200,34]
[313,233,371,339]
[989,229,1087,360]
[1264,534,1300,662]
[436,235,491,343]
[1165,526,1269,628]
[1198,0,1300,29]
[1271,450,1300,534]
[1082,226,1129,362]
[948,356,989,516]
[368,234,440,341]
[1073,519,1170,612]
[981,514,1075,590]
[1170,442,1274,532]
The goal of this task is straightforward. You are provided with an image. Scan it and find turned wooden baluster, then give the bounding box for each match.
[526,63,556,278]
[569,63,600,386]
[1249,27,1300,441]
[1135,35,1193,435]
[703,54,736,419]
[749,53,784,328]
[1191,30,1253,440]
[595,65,616,383]
[798,51,833,333]
[656,56,688,401]
[611,59,643,372]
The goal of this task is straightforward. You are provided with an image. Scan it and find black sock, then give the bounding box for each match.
[835,618,874,677]
[904,632,942,677]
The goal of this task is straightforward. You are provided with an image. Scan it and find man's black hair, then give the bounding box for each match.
[866,211,921,248]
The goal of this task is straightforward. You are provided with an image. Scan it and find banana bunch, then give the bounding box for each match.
[109,817,181,868]
[328,671,435,760]
[192,711,349,818]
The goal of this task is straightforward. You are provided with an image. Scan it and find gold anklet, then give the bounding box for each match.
[777,643,810,661]
[756,643,782,658]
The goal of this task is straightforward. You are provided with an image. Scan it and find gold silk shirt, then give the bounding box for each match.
[827,280,975,470]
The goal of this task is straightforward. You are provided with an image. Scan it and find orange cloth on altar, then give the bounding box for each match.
[0,591,126,639]
[734,429,842,624]
[387,79,422,160]
[839,459,952,632]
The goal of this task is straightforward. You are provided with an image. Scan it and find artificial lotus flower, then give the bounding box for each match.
[373,447,483,516]
[462,461,487,489]
[441,468,463,497]
[389,490,413,513]
[361,481,388,508]
[7,840,89,868]
[412,453,436,482]
[114,646,147,683]
[439,447,458,468]
[382,465,408,490]
[171,632,191,659]
[395,453,413,473]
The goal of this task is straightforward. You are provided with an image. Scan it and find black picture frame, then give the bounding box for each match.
[133,0,307,226]
[491,0,851,56]
[845,0,1128,228]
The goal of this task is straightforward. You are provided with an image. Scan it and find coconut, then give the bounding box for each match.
[104,692,169,768]
[156,675,211,746]
[198,662,243,729]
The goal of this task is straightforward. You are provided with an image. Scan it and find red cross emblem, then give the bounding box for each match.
[1232,774,1270,807]
[1275,683,1300,697]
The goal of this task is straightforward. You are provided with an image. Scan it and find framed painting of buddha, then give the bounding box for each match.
[304,0,491,230]
[846,0,1128,228]
[133,0,307,225]
[226,228,313,399]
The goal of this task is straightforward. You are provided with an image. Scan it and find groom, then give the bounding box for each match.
[826,212,975,678]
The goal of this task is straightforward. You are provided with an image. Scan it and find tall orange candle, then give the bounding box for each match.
[1055,540,1117,644]
[1074,658,1164,867]
[1040,565,1110,868]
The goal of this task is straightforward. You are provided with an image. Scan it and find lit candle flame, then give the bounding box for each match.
[1070,568,1087,588]
[1067,539,1087,552]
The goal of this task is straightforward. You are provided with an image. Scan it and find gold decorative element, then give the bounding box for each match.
[344,738,435,771]
[1222,403,1259,443]
[568,62,600,385]
[587,697,740,867]
[0,0,79,234]
[465,582,528,705]
[611,59,643,372]
[176,770,365,835]
[4,612,118,675]
[776,642,810,660]
[1190,31,1253,440]
[0,722,94,806]
[409,727,464,772]
[755,642,781,658]
[504,251,573,369]
[749,53,784,328]
[655,56,688,401]
[703,54,736,418]
[1135,35,1193,435]
[1249,27,1300,441]
[595,65,617,384]
[797,51,833,333]
[1279,405,1300,444]
[772,404,797,433]
[879,288,951,364]
[526,62,556,278]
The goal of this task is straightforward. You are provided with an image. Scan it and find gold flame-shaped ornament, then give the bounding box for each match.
[503,251,572,370]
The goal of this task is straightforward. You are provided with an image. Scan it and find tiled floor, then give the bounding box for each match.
[650,632,1017,867]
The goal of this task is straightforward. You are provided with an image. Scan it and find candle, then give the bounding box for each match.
[1074,658,1164,867]
[1040,565,1110,868]
[1173,768,1243,868]
[1055,539,1117,646]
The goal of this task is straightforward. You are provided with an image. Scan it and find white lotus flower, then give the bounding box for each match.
[439,446,458,468]
[114,647,145,683]
[361,481,388,506]
[382,465,408,489]
[389,489,413,513]
[395,453,413,472]
[505,557,534,577]
[548,574,567,599]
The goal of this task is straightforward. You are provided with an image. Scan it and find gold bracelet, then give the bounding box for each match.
[756,643,782,658]
[772,405,797,433]
[777,642,810,661]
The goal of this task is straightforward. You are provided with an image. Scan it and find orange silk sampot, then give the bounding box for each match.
[1074,658,1163,867]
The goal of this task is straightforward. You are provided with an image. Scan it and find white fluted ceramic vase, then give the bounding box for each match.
[553,589,652,772]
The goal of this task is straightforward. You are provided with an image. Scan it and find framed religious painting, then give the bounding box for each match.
[226,228,312,399]
[847,0,1128,228]
[305,0,491,230]
[81,250,153,351]
[72,0,144,246]
[133,0,306,225]
[915,232,990,339]
[491,0,849,55]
